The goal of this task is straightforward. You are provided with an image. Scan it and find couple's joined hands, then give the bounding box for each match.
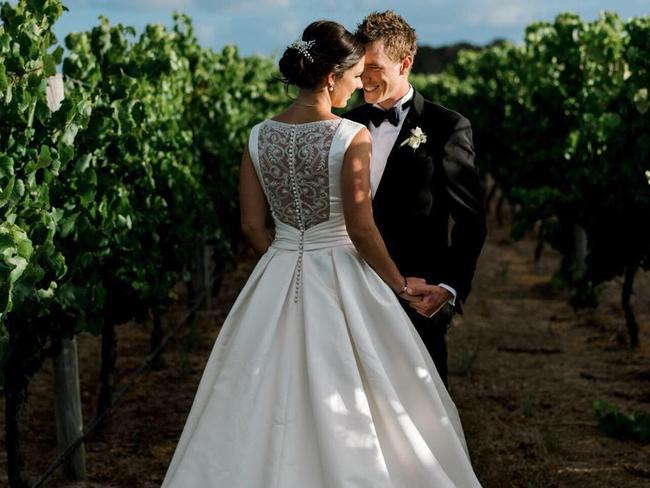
[398,277,453,318]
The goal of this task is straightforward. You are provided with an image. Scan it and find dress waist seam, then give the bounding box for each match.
[270,241,354,252]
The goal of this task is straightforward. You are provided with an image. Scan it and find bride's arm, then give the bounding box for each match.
[341,127,412,298]
[239,145,273,255]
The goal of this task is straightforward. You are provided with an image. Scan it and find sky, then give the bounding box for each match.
[18,0,650,58]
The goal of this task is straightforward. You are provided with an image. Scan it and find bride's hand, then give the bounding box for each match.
[406,276,427,293]
[407,283,454,318]
[396,276,426,302]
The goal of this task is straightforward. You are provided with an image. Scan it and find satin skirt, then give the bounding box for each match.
[161,221,483,487]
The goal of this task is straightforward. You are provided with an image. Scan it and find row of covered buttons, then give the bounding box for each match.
[288,126,305,304]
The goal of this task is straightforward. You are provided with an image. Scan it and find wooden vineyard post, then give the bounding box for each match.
[622,260,640,348]
[53,336,87,480]
[49,73,86,480]
[574,224,587,275]
[211,253,225,299]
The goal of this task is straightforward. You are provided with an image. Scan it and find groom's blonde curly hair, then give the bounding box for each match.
[355,10,418,62]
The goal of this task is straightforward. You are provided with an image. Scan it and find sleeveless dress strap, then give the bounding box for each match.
[334,118,367,156]
[248,121,261,172]
[246,121,270,202]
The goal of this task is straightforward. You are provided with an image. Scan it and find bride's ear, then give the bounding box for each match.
[326,72,336,91]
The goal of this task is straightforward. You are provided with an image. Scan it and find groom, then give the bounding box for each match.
[344,10,487,388]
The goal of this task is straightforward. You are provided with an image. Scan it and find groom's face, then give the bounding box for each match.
[360,40,407,107]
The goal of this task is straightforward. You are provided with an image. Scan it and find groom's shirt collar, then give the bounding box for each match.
[371,85,414,119]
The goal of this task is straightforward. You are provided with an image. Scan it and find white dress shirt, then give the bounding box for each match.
[368,85,414,197]
[368,85,457,308]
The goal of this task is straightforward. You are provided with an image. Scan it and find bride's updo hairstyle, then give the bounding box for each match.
[279,20,364,89]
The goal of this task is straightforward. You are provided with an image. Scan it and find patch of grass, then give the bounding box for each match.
[593,399,650,443]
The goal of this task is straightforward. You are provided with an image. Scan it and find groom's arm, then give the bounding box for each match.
[433,115,487,307]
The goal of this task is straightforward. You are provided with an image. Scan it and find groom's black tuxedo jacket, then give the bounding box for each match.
[344,90,487,314]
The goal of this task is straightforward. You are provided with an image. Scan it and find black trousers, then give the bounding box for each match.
[399,300,453,388]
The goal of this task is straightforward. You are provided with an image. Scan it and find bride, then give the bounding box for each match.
[161,20,483,487]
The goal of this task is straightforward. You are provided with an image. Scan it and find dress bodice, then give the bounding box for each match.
[248,117,365,248]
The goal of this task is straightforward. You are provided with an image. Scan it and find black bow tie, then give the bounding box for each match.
[368,97,414,127]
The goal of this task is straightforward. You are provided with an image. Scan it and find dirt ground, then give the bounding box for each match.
[1,212,649,488]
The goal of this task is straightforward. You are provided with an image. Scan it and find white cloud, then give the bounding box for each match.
[67,0,295,11]
[273,12,304,45]
[142,0,194,7]
[194,20,217,43]
[463,0,536,27]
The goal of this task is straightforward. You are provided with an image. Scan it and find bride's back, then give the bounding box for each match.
[248,117,365,236]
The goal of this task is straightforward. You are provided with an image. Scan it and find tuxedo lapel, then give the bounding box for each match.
[346,103,373,127]
[373,90,426,203]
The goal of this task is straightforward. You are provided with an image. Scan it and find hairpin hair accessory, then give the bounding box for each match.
[288,39,315,62]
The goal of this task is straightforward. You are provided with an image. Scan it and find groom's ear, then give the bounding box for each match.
[399,55,414,76]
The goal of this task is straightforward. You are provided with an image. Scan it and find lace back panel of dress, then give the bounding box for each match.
[257,120,341,230]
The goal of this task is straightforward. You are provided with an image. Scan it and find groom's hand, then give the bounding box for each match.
[405,279,453,318]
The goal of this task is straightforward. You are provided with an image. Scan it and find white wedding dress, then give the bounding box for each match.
[161,118,483,487]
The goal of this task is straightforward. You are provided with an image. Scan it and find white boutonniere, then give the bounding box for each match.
[400,126,427,150]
